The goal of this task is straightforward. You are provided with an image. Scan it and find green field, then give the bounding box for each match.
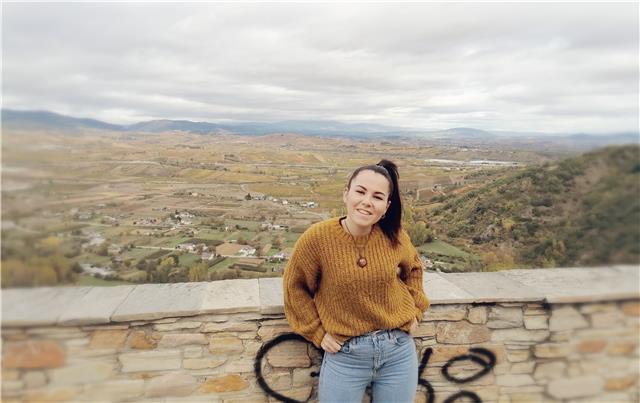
[420,240,472,258]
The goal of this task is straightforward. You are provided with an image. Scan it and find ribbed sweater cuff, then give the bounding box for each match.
[310,327,326,348]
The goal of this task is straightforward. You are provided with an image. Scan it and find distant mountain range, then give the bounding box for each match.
[2,109,638,148]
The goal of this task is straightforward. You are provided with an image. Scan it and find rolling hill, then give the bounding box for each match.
[428,145,640,269]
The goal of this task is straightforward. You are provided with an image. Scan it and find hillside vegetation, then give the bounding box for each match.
[428,145,640,270]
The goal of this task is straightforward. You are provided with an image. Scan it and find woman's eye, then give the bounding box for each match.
[356,190,365,194]
[374,196,383,200]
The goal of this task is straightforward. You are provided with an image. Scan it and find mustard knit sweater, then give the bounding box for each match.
[283,216,430,347]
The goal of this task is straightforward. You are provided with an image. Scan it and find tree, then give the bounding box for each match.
[189,262,209,282]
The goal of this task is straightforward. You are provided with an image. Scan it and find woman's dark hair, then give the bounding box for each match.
[346,159,402,247]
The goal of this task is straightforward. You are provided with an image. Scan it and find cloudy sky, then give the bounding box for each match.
[2,2,638,134]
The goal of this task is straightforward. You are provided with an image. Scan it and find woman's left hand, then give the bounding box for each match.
[409,318,418,335]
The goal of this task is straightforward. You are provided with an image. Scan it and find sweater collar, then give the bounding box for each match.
[334,216,379,242]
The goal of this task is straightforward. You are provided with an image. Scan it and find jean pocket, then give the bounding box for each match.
[392,330,412,346]
[339,339,353,354]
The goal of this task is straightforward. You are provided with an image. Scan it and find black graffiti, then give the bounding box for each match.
[254,333,322,403]
[255,333,496,403]
[419,346,496,403]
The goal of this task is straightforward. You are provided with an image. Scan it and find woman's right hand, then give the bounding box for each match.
[321,333,343,353]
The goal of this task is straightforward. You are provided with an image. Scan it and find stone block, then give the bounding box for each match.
[224,357,256,373]
[621,301,640,316]
[88,329,129,349]
[257,325,294,341]
[549,305,588,331]
[2,380,23,393]
[203,322,259,333]
[604,375,638,391]
[119,350,181,372]
[158,333,208,348]
[24,386,79,402]
[293,367,318,386]
[413,323,436,337]
[264,370,292,391]
[510,361,535,374]
[549,329,573,342]
[183,346,204,358]
[154,321,202,331]
[533,361,566,380]
[590,310,627,328]
[83,379,145,401]
[23,371,47,389]
[491,328,549,343]
[487,306,523,329]
[201,279,261,314]
[533,343,571,358]
[183,357,227,370]
[146,372,198,397]
[496,374,535,387]
[607,341,637,356]
[2,370,20,381]
[577,339,607,354]
[49,361,113,385]
[2,340,65,369]
[506,349,530,363]
[225,396,268,403]
[503,266,638,303]
[436,322,490,344]
[200,374,250,393]
[275,385,313,402]
[442,272,542,303]
[112,282,208,322]
[259,277,284,314]
[507,393,544,403]
[2,286,91,327]
[579,302,618,314]
[128,330,158,349]
[467,306,488,324]
[423,272,476,304]
[209,336,244,355]
[523,315,548,330]
[266,339,311,367]
[423,305,467,321]
[58,285,135,325]
[547,375,604,399]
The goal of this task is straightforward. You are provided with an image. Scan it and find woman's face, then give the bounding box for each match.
[343,169,391,229]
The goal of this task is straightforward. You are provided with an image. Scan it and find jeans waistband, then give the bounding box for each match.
[348,328,401,344]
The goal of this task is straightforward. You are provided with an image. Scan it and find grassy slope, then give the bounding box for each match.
[428,145,640,269]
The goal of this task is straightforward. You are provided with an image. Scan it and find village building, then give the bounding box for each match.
[216,242,254,257]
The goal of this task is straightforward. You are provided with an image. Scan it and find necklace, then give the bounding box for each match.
[343,218,371,268]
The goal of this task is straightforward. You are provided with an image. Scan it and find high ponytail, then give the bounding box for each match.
[346,159,402,247]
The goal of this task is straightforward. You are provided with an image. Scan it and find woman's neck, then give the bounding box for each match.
[342,216,372,237]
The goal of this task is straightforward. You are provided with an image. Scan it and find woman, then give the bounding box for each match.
[283,159,430,403]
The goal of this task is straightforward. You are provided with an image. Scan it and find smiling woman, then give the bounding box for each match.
[283,159,430,403]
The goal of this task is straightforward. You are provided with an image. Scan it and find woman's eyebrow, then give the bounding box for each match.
[355,185,387,196]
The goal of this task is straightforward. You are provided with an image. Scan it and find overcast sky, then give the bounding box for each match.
[2,2,639,134]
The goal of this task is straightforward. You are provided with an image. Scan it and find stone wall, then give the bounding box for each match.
[2,266,639,403]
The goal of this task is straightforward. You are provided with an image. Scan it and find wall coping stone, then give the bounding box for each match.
[2,265,638,327]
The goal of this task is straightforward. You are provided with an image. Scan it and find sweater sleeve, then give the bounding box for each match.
[398,229,430,321]
[283,228,326,347]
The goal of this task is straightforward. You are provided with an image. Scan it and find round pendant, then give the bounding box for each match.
[357,257,368,267]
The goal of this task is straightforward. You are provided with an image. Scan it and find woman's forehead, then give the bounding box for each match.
[351,170,390,193]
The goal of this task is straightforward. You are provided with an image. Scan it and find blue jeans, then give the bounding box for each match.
[318,329,418,403]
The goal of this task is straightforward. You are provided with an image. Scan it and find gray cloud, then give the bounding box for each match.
[2,2,638,133]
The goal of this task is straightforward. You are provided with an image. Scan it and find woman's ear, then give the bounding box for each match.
[342,187,349,204]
